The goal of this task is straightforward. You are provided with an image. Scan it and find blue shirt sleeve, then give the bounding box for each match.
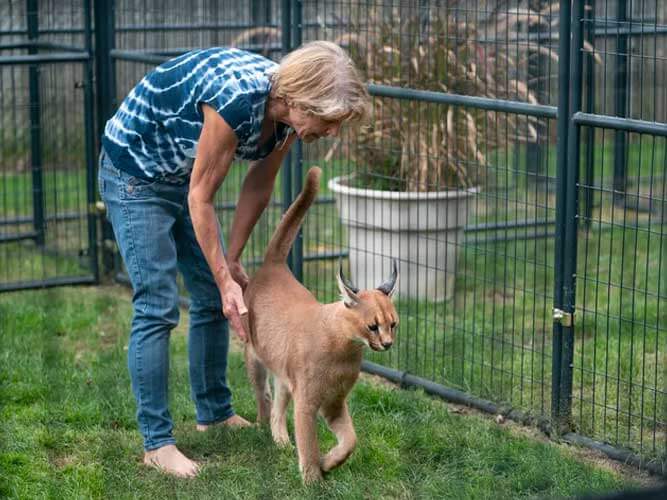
[199,91,252,142]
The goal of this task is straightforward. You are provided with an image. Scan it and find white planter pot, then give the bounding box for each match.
[328,175,478,302]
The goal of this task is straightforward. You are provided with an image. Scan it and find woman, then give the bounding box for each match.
[98,40,370,477]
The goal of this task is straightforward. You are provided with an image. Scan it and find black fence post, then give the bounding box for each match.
[94,0,117,275]
[281,0,294,273]
[558,0,586,434]
[27,0,44,246]
[613,0,628,205]
[291,0,304,283]
[583,0,596,229]
[551,0,572,434]
[83,0,99,282]
[94,0,116,143]
[251,0,272,26]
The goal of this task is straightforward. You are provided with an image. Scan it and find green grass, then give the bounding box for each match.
[1,168,90,219]
[1,144,664,477]
[0,286,642,499]
[488,138,666,190]
[0,240,92,286]
[1,165,93,286]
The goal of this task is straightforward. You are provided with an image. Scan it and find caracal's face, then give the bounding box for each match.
[353,290,399,352]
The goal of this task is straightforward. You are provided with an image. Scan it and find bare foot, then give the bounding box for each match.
[196,414,252,431]
[143,444,200,478]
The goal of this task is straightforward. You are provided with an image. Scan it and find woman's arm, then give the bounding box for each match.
[188,104,248,340]
[226,131,297,288]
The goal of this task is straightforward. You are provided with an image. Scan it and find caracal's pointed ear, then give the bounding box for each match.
[337,259,360,307]
[377,259,399,297]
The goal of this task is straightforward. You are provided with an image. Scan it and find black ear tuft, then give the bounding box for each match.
[337,258,360,306]
[377,259,398,297]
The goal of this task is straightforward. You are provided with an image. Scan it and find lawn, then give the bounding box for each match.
[1,150,665,465]
[0,285,648,499]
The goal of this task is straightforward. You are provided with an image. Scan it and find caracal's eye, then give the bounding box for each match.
[390,322,397,330]
[368,324,379,333]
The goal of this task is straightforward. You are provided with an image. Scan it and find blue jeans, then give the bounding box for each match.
[98,149,235,451]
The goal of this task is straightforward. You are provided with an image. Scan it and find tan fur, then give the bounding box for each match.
[243,167,399,484]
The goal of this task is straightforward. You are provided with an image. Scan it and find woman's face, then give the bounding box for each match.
[286,107,343,143]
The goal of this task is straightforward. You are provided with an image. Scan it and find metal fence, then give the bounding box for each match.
[0,0,98,291]
[0,0,664,476]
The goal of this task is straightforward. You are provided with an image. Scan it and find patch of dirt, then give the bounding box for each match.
[50,453,75,469]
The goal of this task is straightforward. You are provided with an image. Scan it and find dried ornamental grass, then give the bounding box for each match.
[332,5,554,192]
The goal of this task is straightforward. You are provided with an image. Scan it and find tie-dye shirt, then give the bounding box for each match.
[102,47,291,183]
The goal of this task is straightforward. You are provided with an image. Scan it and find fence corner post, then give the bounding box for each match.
[27,0,44,246]
[93,0,117,276]
[552,0,586,437]
[291,0,304,283]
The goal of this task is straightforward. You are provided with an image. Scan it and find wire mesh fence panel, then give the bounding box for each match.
[572,0,666,465]
[297,0,561,423]
[0,0,96,291]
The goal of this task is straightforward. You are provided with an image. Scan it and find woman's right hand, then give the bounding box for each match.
[219,278,248,343]
[228,260,249,291]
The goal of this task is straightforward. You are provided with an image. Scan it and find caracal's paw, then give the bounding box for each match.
[271,428,292,448]
[320,445,355,472]
[320,453,338,473]
[300,463,323,484]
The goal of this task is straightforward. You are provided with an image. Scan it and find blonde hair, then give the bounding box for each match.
[271,41,371,125]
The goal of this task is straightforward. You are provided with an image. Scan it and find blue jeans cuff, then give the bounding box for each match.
[196,408,236,426]
[144,436,177,452]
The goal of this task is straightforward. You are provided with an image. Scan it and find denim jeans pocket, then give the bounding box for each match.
[121,175,160,200]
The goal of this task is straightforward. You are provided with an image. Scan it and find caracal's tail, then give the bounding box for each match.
[264,166,322,263]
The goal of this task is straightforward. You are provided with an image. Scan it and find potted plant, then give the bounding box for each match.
[328,7,540,301]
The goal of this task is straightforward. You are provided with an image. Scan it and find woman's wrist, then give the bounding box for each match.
[226,253,241,265]
[213,261,233,288]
